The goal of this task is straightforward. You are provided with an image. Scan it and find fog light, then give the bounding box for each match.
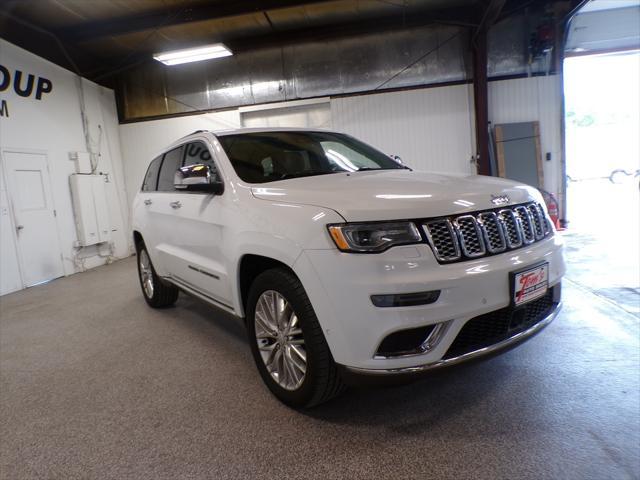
[371,290,440,307]
[375,321,450,358]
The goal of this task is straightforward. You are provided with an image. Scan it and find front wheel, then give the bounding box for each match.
[246,268,345,408]
[136,244,179,308]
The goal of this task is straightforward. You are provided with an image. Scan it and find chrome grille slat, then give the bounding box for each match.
[527,204,545,240]
[514,206,535,244]
[423,202,552,264]
[423,219,461,262]
[455,215,486,257]
[498,209,523,248]
[478,212,507,253]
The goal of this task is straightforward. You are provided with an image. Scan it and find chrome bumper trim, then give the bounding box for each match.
[344,302,562,376]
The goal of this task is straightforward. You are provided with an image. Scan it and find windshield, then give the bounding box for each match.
[217,131,406,184]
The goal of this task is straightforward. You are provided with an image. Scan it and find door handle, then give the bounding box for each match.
[170,201,182,209]
[16,224,24,232]
[144,199,152,206]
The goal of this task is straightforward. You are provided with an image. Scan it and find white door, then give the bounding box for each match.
[3,151,64,287]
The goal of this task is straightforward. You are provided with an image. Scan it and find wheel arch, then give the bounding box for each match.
[237,253,298,318]
[133,230,144,250]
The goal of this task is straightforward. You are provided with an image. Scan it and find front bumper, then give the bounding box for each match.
[341,300,561,379]
[294,234,565,371]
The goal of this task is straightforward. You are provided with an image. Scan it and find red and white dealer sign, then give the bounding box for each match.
[513,263,549,306]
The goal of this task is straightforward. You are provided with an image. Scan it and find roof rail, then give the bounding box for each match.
[179,129,208,139]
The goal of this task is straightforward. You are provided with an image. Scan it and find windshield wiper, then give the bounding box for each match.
[279,171,334,180]
[356,166,413,172]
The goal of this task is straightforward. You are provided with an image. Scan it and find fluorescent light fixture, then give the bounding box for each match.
[153,43,232,66]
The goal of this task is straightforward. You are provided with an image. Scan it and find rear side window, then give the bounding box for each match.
[157,146,184,192]
[141,156,162,191]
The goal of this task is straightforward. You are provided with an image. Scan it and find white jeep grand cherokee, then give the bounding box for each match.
[132,128,564,407]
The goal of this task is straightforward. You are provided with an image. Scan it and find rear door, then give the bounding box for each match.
[165,140,232,308]
[137,154,163,264]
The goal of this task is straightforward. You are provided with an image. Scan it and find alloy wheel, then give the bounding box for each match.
[254,290,307,391]
[139,249,154,298]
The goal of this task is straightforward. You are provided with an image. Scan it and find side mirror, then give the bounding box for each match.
[389,154,403,165]
[174,164,224,195]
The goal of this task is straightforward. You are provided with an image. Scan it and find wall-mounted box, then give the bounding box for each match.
[68,151,92,174]
[69,174,111,246]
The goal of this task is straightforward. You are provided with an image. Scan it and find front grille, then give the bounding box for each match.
[443,288,557,359]
[423,202,551,264]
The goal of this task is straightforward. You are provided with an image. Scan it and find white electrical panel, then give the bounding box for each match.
[69,174,111,247]
[91,175,111,244]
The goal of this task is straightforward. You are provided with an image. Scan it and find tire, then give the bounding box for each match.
[246,268,345,408]
[136,242,179,308]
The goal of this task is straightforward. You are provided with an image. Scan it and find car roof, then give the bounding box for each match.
[161,127,335,156]
[212,127,331,137]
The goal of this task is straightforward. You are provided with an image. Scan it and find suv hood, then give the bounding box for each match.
[250,170,541,222]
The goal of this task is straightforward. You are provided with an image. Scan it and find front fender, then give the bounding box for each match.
[227,201,344,315]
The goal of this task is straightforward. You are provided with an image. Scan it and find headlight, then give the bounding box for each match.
[327,222,421,253]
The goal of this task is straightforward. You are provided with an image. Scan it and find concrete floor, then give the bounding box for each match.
[1,240,639,479]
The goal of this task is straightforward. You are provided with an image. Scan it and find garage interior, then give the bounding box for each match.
[0,0,639,478]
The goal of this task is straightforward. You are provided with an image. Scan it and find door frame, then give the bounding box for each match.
[0,148,65,288]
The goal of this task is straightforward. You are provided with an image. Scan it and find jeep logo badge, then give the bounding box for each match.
[491,194,510,206]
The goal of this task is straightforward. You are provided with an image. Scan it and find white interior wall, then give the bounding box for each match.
[0,40,129,295]
[488,75,563,199]
[331,84,477,174]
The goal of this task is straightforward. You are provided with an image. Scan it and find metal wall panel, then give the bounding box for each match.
[331,83,476,175]
[120,25,471,120]
[118,9,555,121]
[488,75,562,197]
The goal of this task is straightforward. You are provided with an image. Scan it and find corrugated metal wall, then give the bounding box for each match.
[331,84,476,175]
[120,24,470,120]
[118,7,556,122]
[488,75,562,197]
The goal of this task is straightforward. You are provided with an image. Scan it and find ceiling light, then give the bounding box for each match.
[153,43,233,66]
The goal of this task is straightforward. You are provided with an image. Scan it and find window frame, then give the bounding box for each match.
[156,145,185,193]
[141,139,224,195]
[140,155,163,192]
[179,139,224,195]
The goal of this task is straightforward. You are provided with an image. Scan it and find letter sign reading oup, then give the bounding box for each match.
[0,64,53,118]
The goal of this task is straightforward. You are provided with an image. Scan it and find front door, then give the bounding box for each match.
[167,140,231,308]
[2,151,64,287]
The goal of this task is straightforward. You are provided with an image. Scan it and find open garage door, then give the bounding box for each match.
[562,0,640,316]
